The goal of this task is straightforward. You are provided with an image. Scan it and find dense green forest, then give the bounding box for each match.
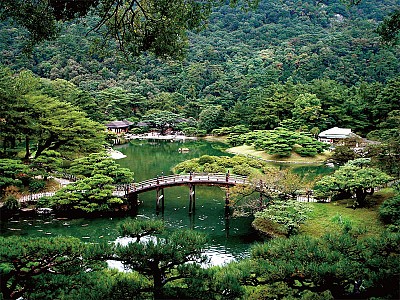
[0,0,399,138]
[1,1,400,299]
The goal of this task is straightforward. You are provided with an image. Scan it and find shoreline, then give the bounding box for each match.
[123,134,330,165]
[124,133,197,141]
[226,145,330,165]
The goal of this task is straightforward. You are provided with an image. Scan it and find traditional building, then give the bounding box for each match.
[105,120,134,134]
[318,127,362,146]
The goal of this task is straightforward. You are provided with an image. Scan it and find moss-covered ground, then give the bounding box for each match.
[226,144,331,164]
[300,188,396,237]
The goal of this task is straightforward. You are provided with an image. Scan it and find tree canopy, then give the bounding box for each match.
[314,159,392,207]
[0,0,258,58]
[0,236,106,300]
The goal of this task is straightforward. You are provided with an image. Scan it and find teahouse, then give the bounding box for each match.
[105,120,133,134]
[318,127,362,147]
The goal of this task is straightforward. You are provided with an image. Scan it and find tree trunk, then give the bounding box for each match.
[24,135,30,159]
[35,137,54,158]
[153,269,164,299]
[355,188,367,207]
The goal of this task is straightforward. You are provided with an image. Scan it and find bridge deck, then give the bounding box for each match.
[18,173,331,203]
[115,173,248,194]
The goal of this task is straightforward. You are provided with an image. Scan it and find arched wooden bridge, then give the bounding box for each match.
[115,173,247,194]
[115,173,248,214]
[18,173,329,215]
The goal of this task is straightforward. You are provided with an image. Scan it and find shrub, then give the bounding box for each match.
[36,196,52,208]
[252,217,287,238]
[230,156,249,166]
[227,133,245,146]
[294,146,318,157]
[182,127,198,136]
[29,179,46,192]
[198,155,216,165]
[215,156,234,168]
[3,195,20,211]
[196,129,207,137]
[203,163,226,173]
[173,160,201,173]
[254,200,312,236]
[379,194,400,230]
[232,164,252,176]
[130,127,148,134]
[246,158,267,169]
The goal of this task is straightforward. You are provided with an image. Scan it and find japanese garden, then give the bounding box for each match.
[0,0,399,299]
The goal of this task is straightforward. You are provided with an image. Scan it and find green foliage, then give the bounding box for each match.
[28,179,46,193]
[113,220,209,298]
[141,110,183,135]
[0,0,223,59]
[117,219,165,241]
[0,68,106,159]
[377,10,400,45]
[97,270,151,300]
[182,263,246,299]
[48,174,123,212]
[231,129,328,157]
[366,135,400,177]
[292,93,325,132]
[314,160,393,206]
[379,194,400,230]
[254,200,312,237]
[203,163,226,173]
[29,94,106,158]
[0,235,105,300]
[198,105,225,133]
[174,155,266,175]
[0,159,29,192]
[181,126,198,136]
[331,145,359,165]
[69,152,134,184]
[173,159,202,173]
[232,164,253,176]
[246,231,400,299]
[2,194,20,211]
[36,196,52,208]
[29,150,63,179]
[198,155,216,165]
[212,125,250,136]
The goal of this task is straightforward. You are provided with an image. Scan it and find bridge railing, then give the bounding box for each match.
[18,173,333,203]
[114,173,249,192]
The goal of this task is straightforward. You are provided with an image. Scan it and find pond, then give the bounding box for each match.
[114,139,260,265]
[0,139,333,265]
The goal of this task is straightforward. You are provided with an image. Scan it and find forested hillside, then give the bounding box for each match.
[0,0,399,137]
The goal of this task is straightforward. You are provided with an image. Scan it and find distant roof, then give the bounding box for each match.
[136,122,150,127]
[319,127,352,139]
[105,120,134,128]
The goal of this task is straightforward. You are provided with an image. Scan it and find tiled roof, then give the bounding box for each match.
[319,127,352,139]
[105,120,134,128]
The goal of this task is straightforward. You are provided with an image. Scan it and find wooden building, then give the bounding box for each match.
[318,127,362,147]
[105,120,134,134]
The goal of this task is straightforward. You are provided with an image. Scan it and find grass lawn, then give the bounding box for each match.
[226,144,331,164]
[300,188,396,237]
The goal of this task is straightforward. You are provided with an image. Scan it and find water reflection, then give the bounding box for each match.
[1,139,332,266]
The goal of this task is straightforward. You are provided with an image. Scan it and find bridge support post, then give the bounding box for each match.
[225,186,230,237]
[225,186,230,207]
[189,184,195,215]
[128,193,138,215]
[156,188,164,214]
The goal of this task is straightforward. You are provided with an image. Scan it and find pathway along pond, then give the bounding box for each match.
[1,139,333,265]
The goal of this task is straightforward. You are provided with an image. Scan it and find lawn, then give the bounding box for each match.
[300,189,396,237]
[226,145,331,164]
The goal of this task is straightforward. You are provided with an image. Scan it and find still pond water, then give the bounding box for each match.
[1,139,332,265]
